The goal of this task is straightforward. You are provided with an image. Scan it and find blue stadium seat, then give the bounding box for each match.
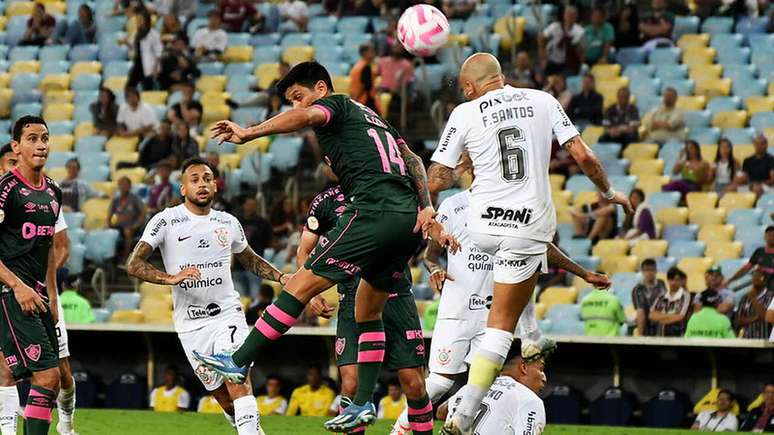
[75,136,107,153]
[226,32,251,46]
[308,16,337,34]
[337,16,369,34]
[560,239,591,258]
[99,16,126,34]
[735,225,766,256]
[40,60,70,75]
[701,16,733,34]
[106,373,146,409]
[750,112,774,131]
[556,223,574,243]
[723,64,758,83]
[416,64,449,92]
[544,385,582,424]
[623,64,655,80]
[722,128,755,145]
[616,48,647,67]
[576,256,600,273]
[672,16,700,39]
[80,165,110,182]
[630,78,661,98]
[315,45,344,63]
[656,256,677,271]
[66,243,86,275]
[643,389,689,428]
[590,387,635,426]
[732,79,767,100]
[371,17,388,34]
[748,34,774,52]
[6,16,29,47]
[649,47,681,65]
[668,240,706,260]
[610,175,637,195]
[0,60,8,72]
[40,44,69,61]
[106,292,140,311]
[239,152,273,187]
[269,136,303,171]
[565,175,595,195]
[198,61,224,76]
[205,138,235,154]
[84,229,120,264]
[73,105,92,125]
[253,46,281,65]
[717,47,751,65]
[280,32,311,48]
[636,95,662,115]
[225,75,255,93]
[463,15,494,36]
[521,4,555,35]
[710,33,743,50]
[98,43,128,62]
[63,211,85,229]
[707,96,742,114]
[660,78,694,96]
[69,44,99,61]
[231,107,263,127]
[647,191,681,213]
[718,258,748,279]
[546,304,580,324]
[79,152,111,167]
[224,63,254,77]
[566,75,582,95]
[250,33,281,47]
[321,61,351,76]
[655,64,688,81]
[311,33,343,49]
[48,120,74,135]
[12,89,41,104]
[727,208,763,227]
[46,151,75,168]
[593,143,622,161]
[342,33,374,47]
[611,272,639,296]
[604,159,630,176]
[103,61,132,79]
[663,224,699,242]
[74,91,99,107]
[687,127,721,144]
[11,73,39,92]
[751,51,774,70]
[70,72,101,92]
[736,16,768,38]
[549,317,584,335]
[12,102,42,120]
[683,110,711,129]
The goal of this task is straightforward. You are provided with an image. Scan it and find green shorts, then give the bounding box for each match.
[0,293,59,380]
[335,293,425,370]
[305,208,422,292]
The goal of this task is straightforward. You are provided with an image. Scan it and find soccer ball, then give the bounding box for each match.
[397,4,450,57]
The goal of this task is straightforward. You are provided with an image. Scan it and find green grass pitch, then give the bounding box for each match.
[41,409,749,434]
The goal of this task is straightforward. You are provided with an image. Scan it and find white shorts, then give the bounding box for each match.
[470,233,548,284]
[178,312,249,391]
[55,298,69,359]
[428,318,487,375]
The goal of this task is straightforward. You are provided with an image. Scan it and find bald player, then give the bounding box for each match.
[428,53,631,435]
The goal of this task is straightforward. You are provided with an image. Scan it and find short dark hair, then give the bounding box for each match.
[387,378,401,388]
[359,43,374,56]
[12,116,47,142]
[0,143,12,156]
[124,86,139,98]
[667,266,685,280]
[663,86,678,95]
[276,61,334,96]
[66,157,80,168]
[503,338,523,366]
[766,225,774,233]
[180,156,213,175]
[641,258,657,269]
[265,374,282,384]
[630,188,645,201]
[583,73,595,80]
[718,389,734,401]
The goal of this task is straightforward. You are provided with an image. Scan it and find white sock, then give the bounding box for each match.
[517,301,542,342]
[57,379,76,429]
[393,372,454,431]
[233,395,260,435]
[0,386,17,435]
[224,411,236,428]
[458,328,513,421]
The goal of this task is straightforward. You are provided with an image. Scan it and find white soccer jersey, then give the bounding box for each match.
[431,86,579,245]
[450,376,545,435]
[436,190,493,321]
[139,204,248,333]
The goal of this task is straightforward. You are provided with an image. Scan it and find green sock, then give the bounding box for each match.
[233,291,305,367]
[354,320,385,405]
[24,385,55,435]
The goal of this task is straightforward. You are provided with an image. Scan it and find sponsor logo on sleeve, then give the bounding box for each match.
[149,218,167,237]
[438,127,456,153]
[307,216,319,231]
[524,410,537,435]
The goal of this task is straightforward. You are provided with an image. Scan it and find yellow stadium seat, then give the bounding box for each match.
[217,153,241,171]
[733,144,755,162]
[689,207,726,225]
[255,63,279,90]
[493,16,525,49]
[43,90,73,104]
[48,134,74,152]
[409,267,422,284]
[113,167,146,184]
[74,122,94,140]
[765,128,774,144]
[0,88,11,118]
[70,61,101,77]
[239,137,271,156]
[9,60,40,74]
[677,33,709,49]
[109,310,145,323]
[378,92,391,118]
[685,272,706,293]
[574,191,598,207]
[631,240,668,259]
[140,90,168,106]
[591,64,621,80]
[447,34,469,46]
[636,175,670,194]
[706,241,742,261]
[91,181,117,197]
[282,46,314,65]
[45,167,66,180]
[698,224,735,242]
[39,74,70,92]
[688,64,722,81]
[82,198,111,230]
[582,125,604,145]
[682,46,716,65]
[223,45,252,63]
[44,2,65,15]
[600,255,639,275]
[718,192,756,210]
[598,78,630,107]
[592,239,630,257]
[623,143,659,161]
[538,286,578,311]
[6,2,35,16]
[103,76,127,94]
[200,91,228,106]
[110,152,138,171]
[556,207,572,224]
[0,16,6,31]
[0,73,10,88]
[686,192,718,209]
[700,144,717,161]
[534,302,546,320]
[139,282,171,298]
[712,111,748,129]
[629,159,664,176]
[550,174,566,191]
[695,78,732,97]
[656,207,689,226]
[769,82,774,96]
[552,190,572,207]
[42,103,74,122]
[105,136,139,153]
[746,96,774,114]
[678,257,713,284]
[202,104,230,127]
[332,75,351,95]
[196,75,227,93]
[676,95,707,111]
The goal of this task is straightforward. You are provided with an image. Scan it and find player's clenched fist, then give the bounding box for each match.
[307,295,335,319]
[585,271,611,290]
[211,120,249,145]
[429,269,454,293]
[12,282,47,315]
[426,220,461,254]
[168,266,201,285]
[414,206,438,239]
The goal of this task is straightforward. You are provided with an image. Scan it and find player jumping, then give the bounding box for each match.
[428,53,631,434]
[195,61,458,433]
[127,157,288,435]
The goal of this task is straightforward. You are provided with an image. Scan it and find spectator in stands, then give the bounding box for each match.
[739,382,774,432]
[611,4,641,48]
[192,11,228,62]
[149,366,190,412]
[59,275,95,323]
[286,366,335,416]
[549,140,580,177]
[580,288,625,336]
[218,0,262,33]
[692,389,739,431]
[377,44,414,99]
[567,74,603,130]
[148,163,174,213]
[663,140,709,196]
[139,120,175,170]
[642,87,685,144]
[0,143,15,174]
[735,268,773,339]
[270,195,298,239]
[726,226,774,292]
[538,5,584,76]
[350,43,381,113]
[60,158,104,212]
[600,86,639,146]
[638,0,674,44]
[108,176,146,261]
[127,9,163,90]
[170,122,199,168]
[632,258,667,336]
[159,14,184,46]
[685,290,734,339]
[91,87,119,137]
[277,0,309,32]
[168,82,202,131]
[650,267,692,337]
[159,34,200,91]
[257,375,288,416]
[266,91,287,120]
[118,86,160,138]
[543,74,572,110]
[709,138,740,193]
[694,266,734,315]
[378,380,407,419]
[441,0,476,19]
[506,51,536,89]
[731,134,774,197]
[620,188,656,242]
[149,0,196,20]
[571,191,617,243]
[584,7,614,65]
[20,3,56,46]
[64,4,96,45]
[233,196,272,298]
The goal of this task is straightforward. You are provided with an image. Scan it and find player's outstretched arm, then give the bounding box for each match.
[547,243,610,289]
[127,241,201,285]
[234,246,288,285]
[210,107,328,145]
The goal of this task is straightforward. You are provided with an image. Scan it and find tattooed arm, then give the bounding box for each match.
[547,242,610,289]
[234,246,288,285]
[564,135,633,214]
[127,241,201,285]
[397,139,432,210]
[422,239,452,293]
[428,163,456,195]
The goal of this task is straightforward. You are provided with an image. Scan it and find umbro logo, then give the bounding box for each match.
[178,235,192,242]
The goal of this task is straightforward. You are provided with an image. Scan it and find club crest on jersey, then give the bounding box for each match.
[19,188,30,197]
[24,344,41,362]
[214,228,229,247]
[436,348,451,365]
[46,188,54,197]
[335,337,346,356]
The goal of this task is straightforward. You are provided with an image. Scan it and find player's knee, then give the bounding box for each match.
[398,370,425,400]
[32,367,61,392]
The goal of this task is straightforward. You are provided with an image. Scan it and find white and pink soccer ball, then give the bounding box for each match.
[397,4,450,57]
